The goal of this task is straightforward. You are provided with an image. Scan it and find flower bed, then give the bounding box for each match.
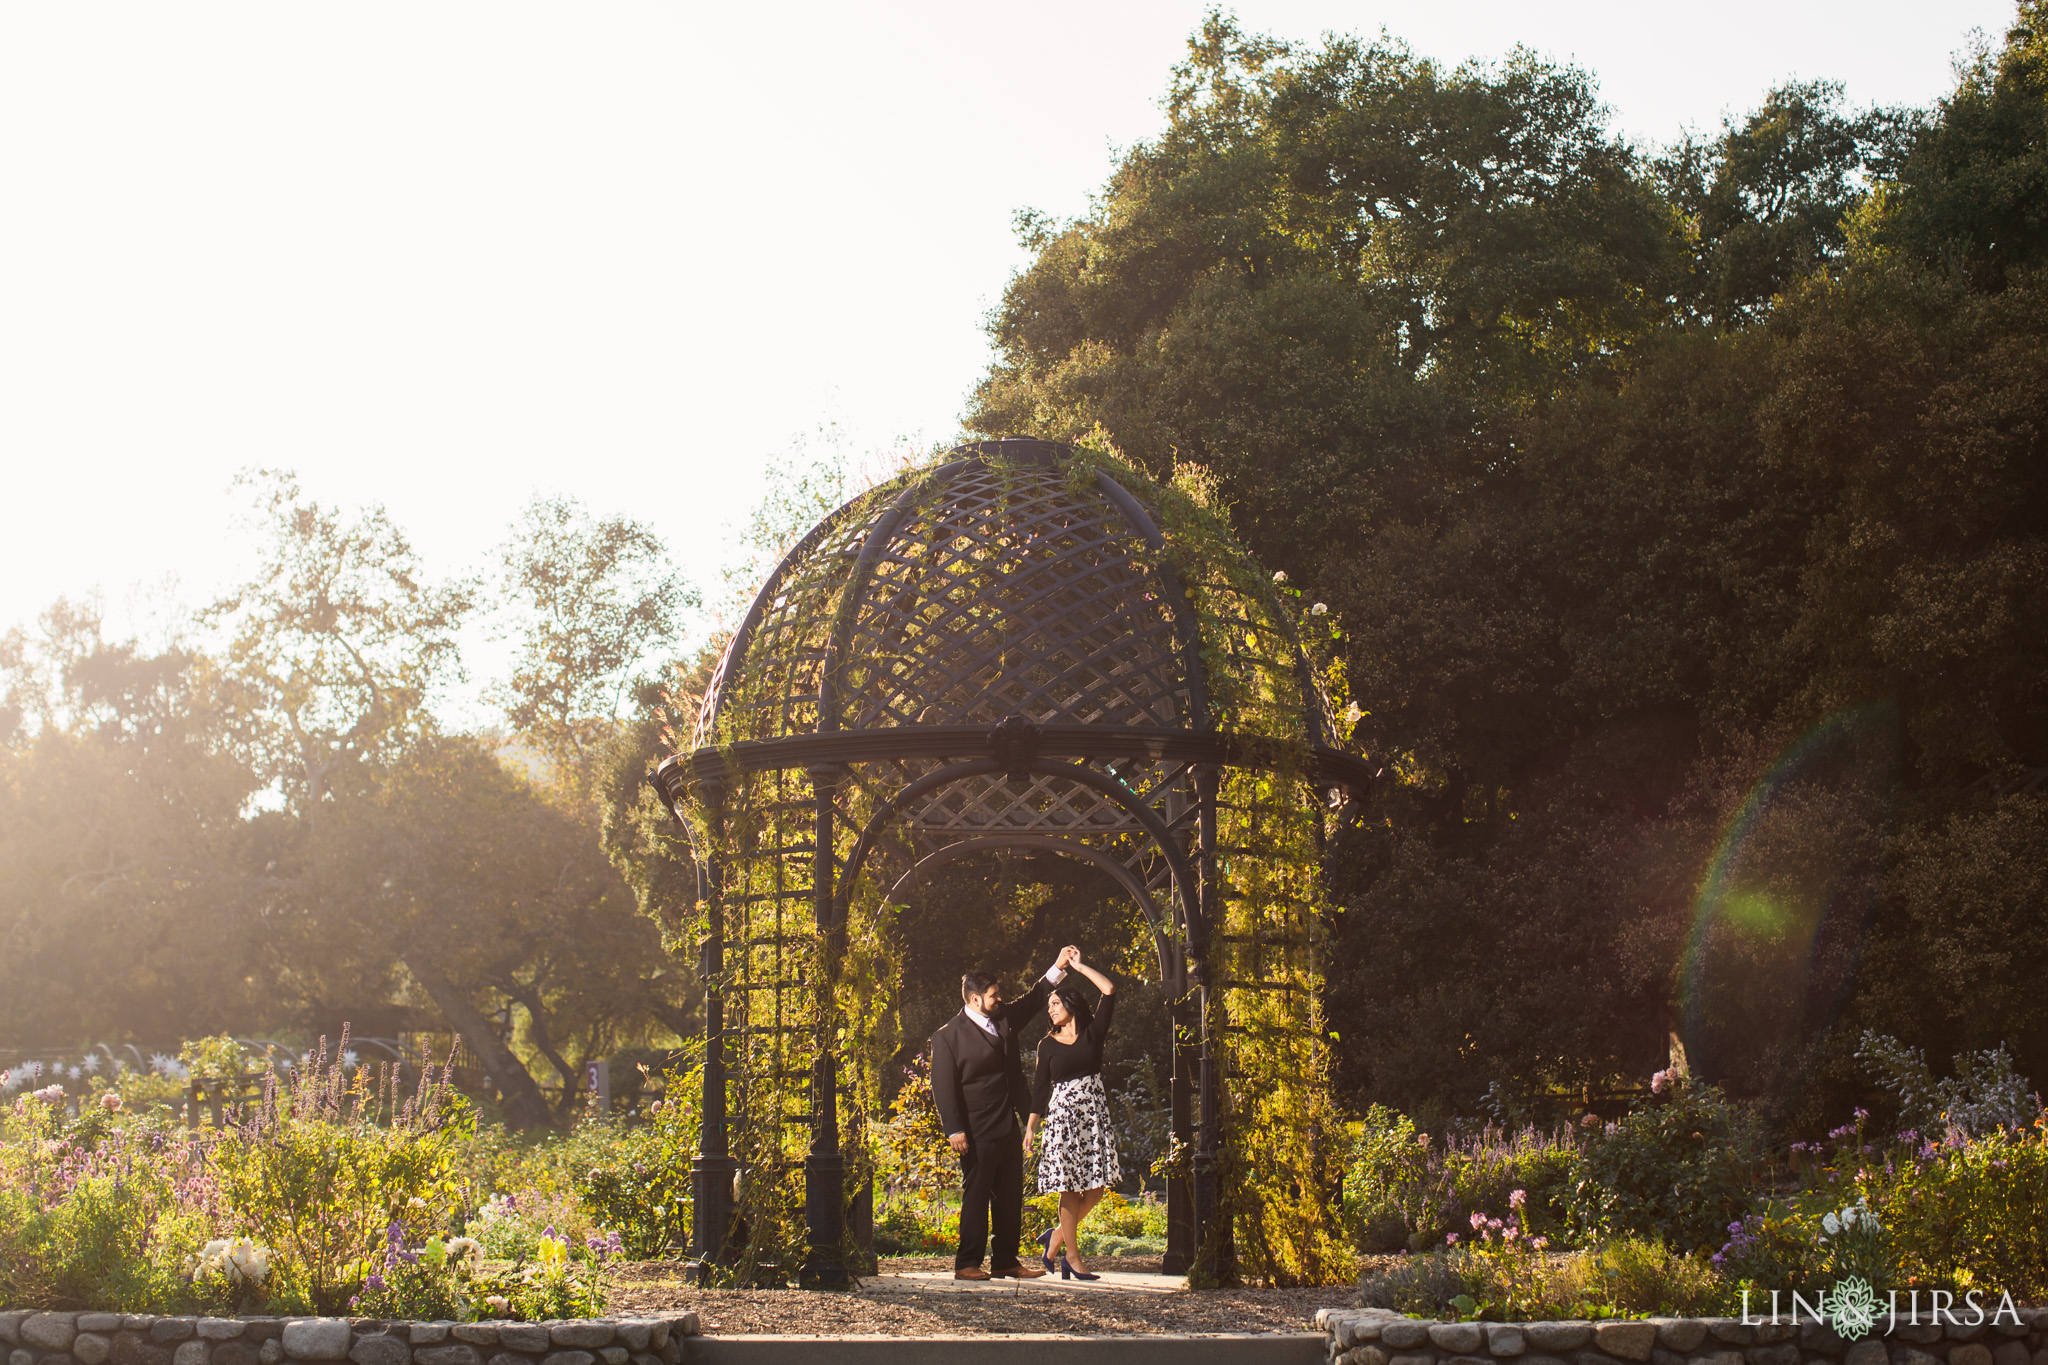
[0,1312,699,1365]
[1316,1307,2048,1365]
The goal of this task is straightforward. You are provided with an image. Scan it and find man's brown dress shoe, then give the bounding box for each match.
[953,1267,992,1280]
[992,1264,1047,1278]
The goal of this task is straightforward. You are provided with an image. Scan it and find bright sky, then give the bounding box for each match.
[0,0,2017,709]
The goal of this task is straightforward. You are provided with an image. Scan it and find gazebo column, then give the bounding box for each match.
[1164,993,1197,1274]
[690,780,738,1281]
[802,763,848,1288]
[1190,763,1233,1283]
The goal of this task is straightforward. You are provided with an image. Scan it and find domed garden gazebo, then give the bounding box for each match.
[651,438,1373,1286]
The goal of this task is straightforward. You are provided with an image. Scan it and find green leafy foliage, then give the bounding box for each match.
[1568,1082,1765,1255]
[0,1088,218,1312]
[0,1038,646,1317]
[346,1227,487,1321]
[557,1080,699,1259]
[1880,1119,2048,1298]
[1358,1236,1723,1320]
[208,1049,473,1313]
[1714,1094,2048,1300]
[1342,1106,1577,1253]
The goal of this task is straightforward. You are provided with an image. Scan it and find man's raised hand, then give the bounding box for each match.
[1057,945,1080,969]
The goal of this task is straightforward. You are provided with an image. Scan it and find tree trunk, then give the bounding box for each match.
[508,983,587,1125]
[406,958,556,1131]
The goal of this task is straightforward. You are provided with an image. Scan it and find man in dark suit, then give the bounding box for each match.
[929,945,1077,1280]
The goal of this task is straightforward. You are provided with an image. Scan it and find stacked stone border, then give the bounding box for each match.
[1316,1308,2048,1365]
[0,1314,701,1365]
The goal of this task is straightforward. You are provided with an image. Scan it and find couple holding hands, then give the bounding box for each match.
[928,944,1120,1281]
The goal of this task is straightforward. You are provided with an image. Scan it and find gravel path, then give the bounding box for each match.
[605,1260,1347,1336]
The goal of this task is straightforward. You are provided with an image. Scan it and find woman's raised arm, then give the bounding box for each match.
[1068,957,1113,996]
[1069,957,1115,1044]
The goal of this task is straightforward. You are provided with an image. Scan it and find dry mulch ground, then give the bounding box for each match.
[604,1258,1355,1336]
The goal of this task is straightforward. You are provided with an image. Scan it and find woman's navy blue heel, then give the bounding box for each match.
[1036,1228,1056,1271]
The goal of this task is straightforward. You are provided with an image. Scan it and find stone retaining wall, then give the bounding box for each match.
[1315,1309,2048,1365]
[0,1314,700,1365]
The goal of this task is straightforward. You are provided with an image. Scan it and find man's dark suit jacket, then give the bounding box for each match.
[930,978,1053,1146]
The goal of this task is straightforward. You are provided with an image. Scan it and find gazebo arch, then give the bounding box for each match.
[651,438,1372,1285]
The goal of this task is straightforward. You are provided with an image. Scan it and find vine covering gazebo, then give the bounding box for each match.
[651,438,1372,1286]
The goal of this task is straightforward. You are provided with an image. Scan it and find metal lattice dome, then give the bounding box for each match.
[677,438,1369,836]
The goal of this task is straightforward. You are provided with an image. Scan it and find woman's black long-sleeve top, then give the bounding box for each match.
[1030,993,1115,1117]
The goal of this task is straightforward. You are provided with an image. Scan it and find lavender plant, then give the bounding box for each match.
[208,1029,467,1313]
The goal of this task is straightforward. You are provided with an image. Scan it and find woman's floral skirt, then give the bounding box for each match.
[1037,1073,1122,1193]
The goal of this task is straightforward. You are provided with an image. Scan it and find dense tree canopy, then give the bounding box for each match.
[971,5,2048,1130]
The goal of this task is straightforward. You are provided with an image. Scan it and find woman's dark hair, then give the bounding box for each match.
[1049,982,1093,1035]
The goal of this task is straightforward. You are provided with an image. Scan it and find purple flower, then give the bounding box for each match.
[1854,1107,1869,1122]
[366,1273,387,1292]
[1509,1189,1526,1209]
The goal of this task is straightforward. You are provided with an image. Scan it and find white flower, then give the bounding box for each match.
[1309,602,1328,615]
[1272,571,1287,582]
[446,1236,484,1271]
[1342,701,1363,727]
[1822,1212,1841,1236]
[227,1237,270,1283]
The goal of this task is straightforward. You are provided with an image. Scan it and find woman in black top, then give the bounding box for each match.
[1022,952,1117,1279]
